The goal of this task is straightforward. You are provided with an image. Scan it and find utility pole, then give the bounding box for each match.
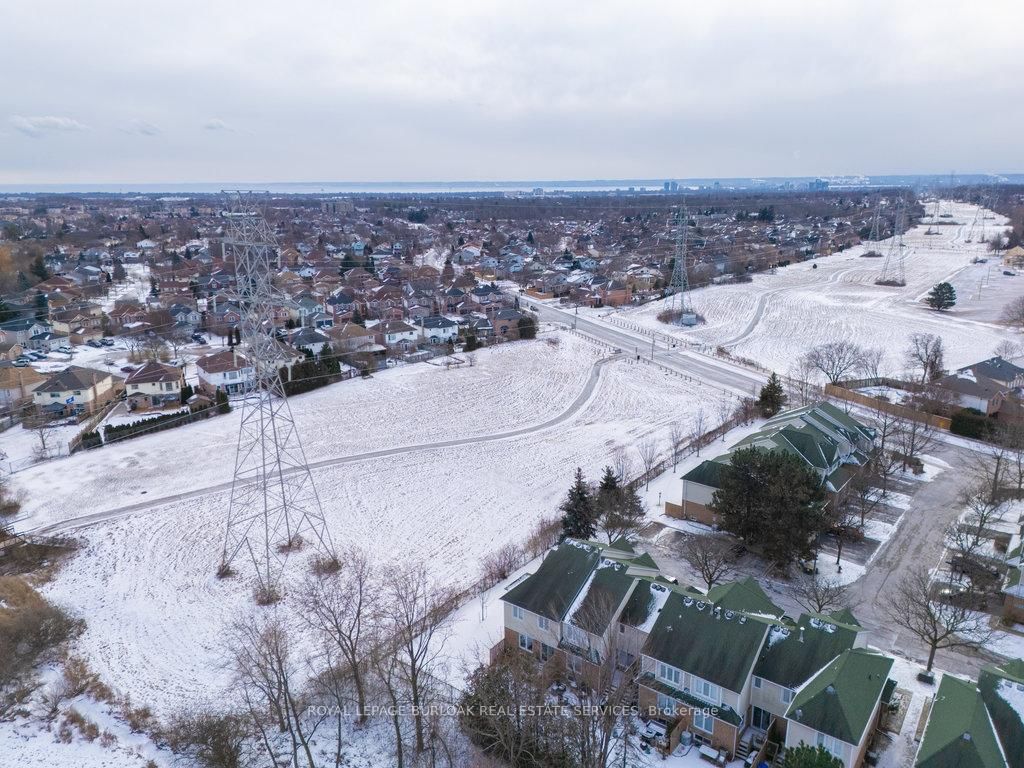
[218,192,336,601]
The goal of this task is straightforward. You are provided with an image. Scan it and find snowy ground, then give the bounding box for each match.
[9,331,730,723]
[606,201,1019,376]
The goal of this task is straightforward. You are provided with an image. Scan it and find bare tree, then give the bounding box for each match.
[33,420,62,462]
[894,414,937,471]
[300,547,374,725]
[1000,296,1024,329]
[803,341,865,385]
[793,573,851,614]
[611,446,632,483]
[857,347,886,380]
[690,407,709,456]
[681,534,734,592]
[635,438,658,490]
[994,339,1023,361]
[872,405,903,495]
[844,467,882,527]
[372,637,408,768]
[998,422,1024,495]
[827,503,862,572]
[382,563,456,754]
[905,333,945,384]
[787,355,820,406]
[668,422,685,470]
[229,612,323,768]
[885,567,995,672]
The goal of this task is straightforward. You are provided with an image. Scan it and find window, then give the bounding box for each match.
[781,688,794,704]
[692,676,721,705]
[518,633,533,652]
[657,693,677,715]
[568,653,583,674]
[511,605,524,620]
[816,733,843,758]
[753,676,762,689]
[537,616,549,630]
[657,662,681,687]
[540,643,554,661]
[693,710,715,733]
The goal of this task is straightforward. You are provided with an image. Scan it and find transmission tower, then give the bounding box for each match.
[666,206,693,321]
[877,198,907,286]
[219,192,336,598]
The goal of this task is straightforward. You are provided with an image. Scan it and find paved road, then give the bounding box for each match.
[29,352,623,536]
[846,440,1005,676]
[524,298,766,397]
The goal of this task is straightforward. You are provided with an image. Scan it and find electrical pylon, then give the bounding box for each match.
[877,198,907,286]
[867,196,883,243]
[666,206,693,321]
[218,192,336,599]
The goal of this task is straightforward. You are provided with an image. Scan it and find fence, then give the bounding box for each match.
[824,382,951,430]
[68,399,120,454]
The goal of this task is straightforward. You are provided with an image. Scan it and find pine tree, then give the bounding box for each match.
[351,307,365,326]
[925,282,956,311]
[601,482,646,543]
[559,468,597,541]
[758,372,787,417]
[215,388,231,414]
[180,383,194,405]
[29,254,49,281]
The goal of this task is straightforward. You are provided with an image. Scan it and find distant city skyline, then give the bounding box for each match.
[3,1,1022,185]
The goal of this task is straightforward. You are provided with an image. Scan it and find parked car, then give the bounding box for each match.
[120,365,136,373]
[57,345,74,354]
[191,334,208,345]
[12,359,29,367]
[86,339,103,348]
[99,338,115,347]
[1004,270,1016,277]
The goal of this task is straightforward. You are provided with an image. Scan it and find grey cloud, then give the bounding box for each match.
[203,118,232,132]
[122,119,161,136]
[10,115,88,138]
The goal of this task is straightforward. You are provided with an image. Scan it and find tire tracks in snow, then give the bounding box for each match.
[31,353,624,535]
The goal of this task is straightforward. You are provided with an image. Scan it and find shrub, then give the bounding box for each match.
[163,710,250,768]
[480,543,527,589]
[950,408,994,440]
[0,577,81,687]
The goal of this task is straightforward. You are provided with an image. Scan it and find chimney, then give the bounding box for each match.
[799,627,805,643]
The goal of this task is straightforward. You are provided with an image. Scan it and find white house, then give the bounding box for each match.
[196,349,255,395]
[418,316,459,344]
[124,361,184,409]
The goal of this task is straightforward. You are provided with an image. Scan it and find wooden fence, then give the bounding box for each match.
[824,382,951,430]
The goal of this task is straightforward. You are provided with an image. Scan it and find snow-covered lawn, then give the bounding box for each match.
[14,332,730,718]
[605,201,1018,376]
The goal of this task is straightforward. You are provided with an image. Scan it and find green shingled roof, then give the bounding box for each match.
[754,611,861,689]
[566,559,635,635]
[706,577,785,619]
[501,540,599,621]
[917,675,1008,768]
[786,648,893,745]
[682,458,727,488]
[978,661,1024,768]
[642,590,770,693]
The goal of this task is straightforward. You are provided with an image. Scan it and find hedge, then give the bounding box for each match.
[103,407,215,442]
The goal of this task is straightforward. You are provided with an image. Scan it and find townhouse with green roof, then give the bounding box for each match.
[1002,518,1024,623]
[499,537,666,689]
[784,648,894,768]
[750,610,865,733]
[670,402,876,526]
[915,660,1024,768]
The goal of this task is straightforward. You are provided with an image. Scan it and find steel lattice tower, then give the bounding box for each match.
[877,198,907,286]
[867,196,883,243]
[219,193,335,597]
[666,206,692,319]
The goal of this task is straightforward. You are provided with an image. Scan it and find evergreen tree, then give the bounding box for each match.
[526,230,534,245]
[559,468,597,541]
[517,315,537,340]
[215,388,231,414]
[464,334,480,352]
[757,372,787,417]
[351,307,365,326]
[16,271,31,291]
[781,745,842,768]
[710,447,827,569]
[34,291,48,321]
[0,300,15,323]
[925,282,956,311]
[29,254,49,281]
[601,481,646,543]
[180,383,194,405]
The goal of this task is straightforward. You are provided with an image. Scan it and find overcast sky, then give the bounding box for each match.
[2,0,1021,185]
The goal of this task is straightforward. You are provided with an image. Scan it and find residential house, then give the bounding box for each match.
[937,357,1024,417]
[915,663,1024,768]
[32,366,123,416]
[0,364,46,414]
[418,316,459,345]
[124,361,184,409]
[783,649,894,768]
[196,349,254,395]
[673,402,876,526]
[374,320,419,349]
[493,309,523,339]
[288,327,331,357]
[1,318,51,346]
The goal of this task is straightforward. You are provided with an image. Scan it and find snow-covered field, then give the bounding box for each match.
[610,201,1019,376]
[11,332,730,718]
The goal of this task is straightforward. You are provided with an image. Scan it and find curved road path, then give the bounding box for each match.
[30,352,624,536]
